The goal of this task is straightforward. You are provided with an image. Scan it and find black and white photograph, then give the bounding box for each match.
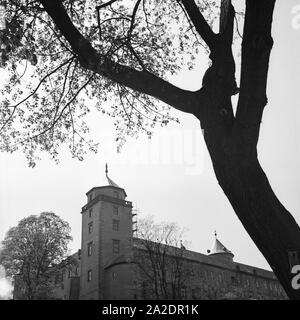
[0,0,299,306]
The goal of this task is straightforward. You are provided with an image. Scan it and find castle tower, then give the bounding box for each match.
[79,164,133,300]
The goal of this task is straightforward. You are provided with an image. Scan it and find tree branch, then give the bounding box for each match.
[219,0,235,44]
[128,0,142,40]
[96,0,119,40]
[180,0,216,49]
[0,57,74,133]
[39,0,200,115]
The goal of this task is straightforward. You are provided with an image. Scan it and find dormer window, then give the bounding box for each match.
[89,193,93,202]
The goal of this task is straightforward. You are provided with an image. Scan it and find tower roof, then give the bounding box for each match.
[208,231,234,257]
[85,163,127,197]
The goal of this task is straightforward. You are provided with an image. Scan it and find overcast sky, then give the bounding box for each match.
[0,1,300,271]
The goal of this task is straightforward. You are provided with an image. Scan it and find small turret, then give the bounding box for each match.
[207,231,234,262]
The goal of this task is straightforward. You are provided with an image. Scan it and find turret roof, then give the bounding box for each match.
[208,231,234,256]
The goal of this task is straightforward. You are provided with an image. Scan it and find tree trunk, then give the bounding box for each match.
[203,127,300,300]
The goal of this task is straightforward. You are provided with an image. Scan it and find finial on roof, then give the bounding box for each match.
[214,230,217,238]
[104,163,121,188]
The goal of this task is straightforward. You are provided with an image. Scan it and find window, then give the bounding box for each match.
[89,193,93,202]
[218,273,223,284]
[113,239,120,254]
[112,272,117,280]
[88,242,93,256]
[88,222,93,234]
[269,282,273,291]
[231,276,237,285]
[114,191,119,198]
[112,219,119,231]
[180,287,187,299]
[113,206,119,215]
[87,270,92,282]
[75,267,78,276]
[89,208,93,218]
[68,270,71,278]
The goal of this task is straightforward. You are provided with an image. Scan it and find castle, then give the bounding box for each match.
[14,166,287,300]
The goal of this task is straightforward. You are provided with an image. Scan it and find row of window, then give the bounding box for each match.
[87,269,117,283]
[87,219,119,236]
[88,206,119,219]
[56,267,79,283]
[88,191,120,203]
[201,269,283,296]
[87,239,120,256]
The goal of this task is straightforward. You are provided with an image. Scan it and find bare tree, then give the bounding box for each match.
[133,216,193,299]
[0,0,299,298]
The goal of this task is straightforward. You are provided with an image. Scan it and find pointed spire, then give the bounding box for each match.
[104,163,120,188]
[208,232,234,257]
